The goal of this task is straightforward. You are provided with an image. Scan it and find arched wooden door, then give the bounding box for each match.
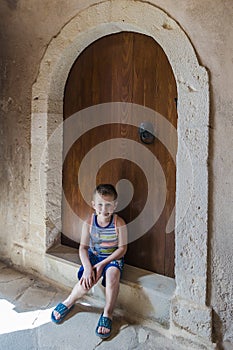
[62,32,177,278]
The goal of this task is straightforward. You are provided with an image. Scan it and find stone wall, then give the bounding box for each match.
[0,0,232,347]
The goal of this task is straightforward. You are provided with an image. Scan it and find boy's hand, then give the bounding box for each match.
[80,267,96,290]
[93,262,105,281]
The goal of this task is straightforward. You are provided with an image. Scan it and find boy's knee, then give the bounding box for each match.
[106,268,120,286]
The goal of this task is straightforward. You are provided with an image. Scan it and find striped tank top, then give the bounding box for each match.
[89,214,119,258]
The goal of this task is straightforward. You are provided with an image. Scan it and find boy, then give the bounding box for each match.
[51,184,128,339]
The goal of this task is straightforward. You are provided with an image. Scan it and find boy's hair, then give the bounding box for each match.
[94,184,118,200]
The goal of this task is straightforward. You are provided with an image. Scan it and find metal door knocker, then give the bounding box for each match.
[138,122,155,144]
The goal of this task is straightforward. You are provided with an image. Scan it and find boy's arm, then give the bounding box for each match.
[79,219,95,289]
[112,216,128,259]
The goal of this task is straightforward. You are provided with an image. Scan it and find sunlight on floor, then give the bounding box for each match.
[0,299,93,335]
[0,299,53,335]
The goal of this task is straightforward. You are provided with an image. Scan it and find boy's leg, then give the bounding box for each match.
[52,281,90,321]
[97,266,121,335]
[53,252,98,321]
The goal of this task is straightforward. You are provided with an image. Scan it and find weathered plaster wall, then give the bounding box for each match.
[0,0,232,347]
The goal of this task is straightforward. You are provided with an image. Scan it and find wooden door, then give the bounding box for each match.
[62,32,177,277]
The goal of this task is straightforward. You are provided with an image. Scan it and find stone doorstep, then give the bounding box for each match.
[45,244,176,329]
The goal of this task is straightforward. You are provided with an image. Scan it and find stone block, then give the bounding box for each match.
[171,297,212,340]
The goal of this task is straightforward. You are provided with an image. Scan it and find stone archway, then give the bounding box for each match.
[30,0,212,345]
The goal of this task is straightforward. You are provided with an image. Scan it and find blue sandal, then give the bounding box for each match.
[95,313,112,339]
[51,303,73,324]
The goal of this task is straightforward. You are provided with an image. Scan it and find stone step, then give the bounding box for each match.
[45,244,176,328]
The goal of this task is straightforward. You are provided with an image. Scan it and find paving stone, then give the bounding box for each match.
[16,284,57,311]
[0,267,26,283]
[0,276,34,302]
[146,333,187,350]
[97,321,138,350]
[49,289,71,308]
[38,309,101,350]
[223,341,233,350]
[0,329,38,350]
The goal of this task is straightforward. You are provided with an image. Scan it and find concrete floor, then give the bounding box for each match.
[0,260,198,350]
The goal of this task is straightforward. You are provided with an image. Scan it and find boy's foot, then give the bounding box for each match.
[95,313,112,339]
[51,302,73,323]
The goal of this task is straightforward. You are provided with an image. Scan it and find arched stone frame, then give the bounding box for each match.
[30,0,212,344]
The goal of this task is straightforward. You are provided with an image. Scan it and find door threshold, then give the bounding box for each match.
[46,244,176,328]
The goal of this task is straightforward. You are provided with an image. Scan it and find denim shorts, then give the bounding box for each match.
[77,250,124,287]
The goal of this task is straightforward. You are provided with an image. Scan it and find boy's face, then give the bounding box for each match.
[92,193,117,220]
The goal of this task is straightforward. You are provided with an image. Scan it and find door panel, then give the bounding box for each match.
[62,32,177,277]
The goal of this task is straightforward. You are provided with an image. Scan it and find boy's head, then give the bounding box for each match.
[94,184,118,200]
[92,184,118,219]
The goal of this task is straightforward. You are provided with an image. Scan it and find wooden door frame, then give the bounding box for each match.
[30,1,212,344]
